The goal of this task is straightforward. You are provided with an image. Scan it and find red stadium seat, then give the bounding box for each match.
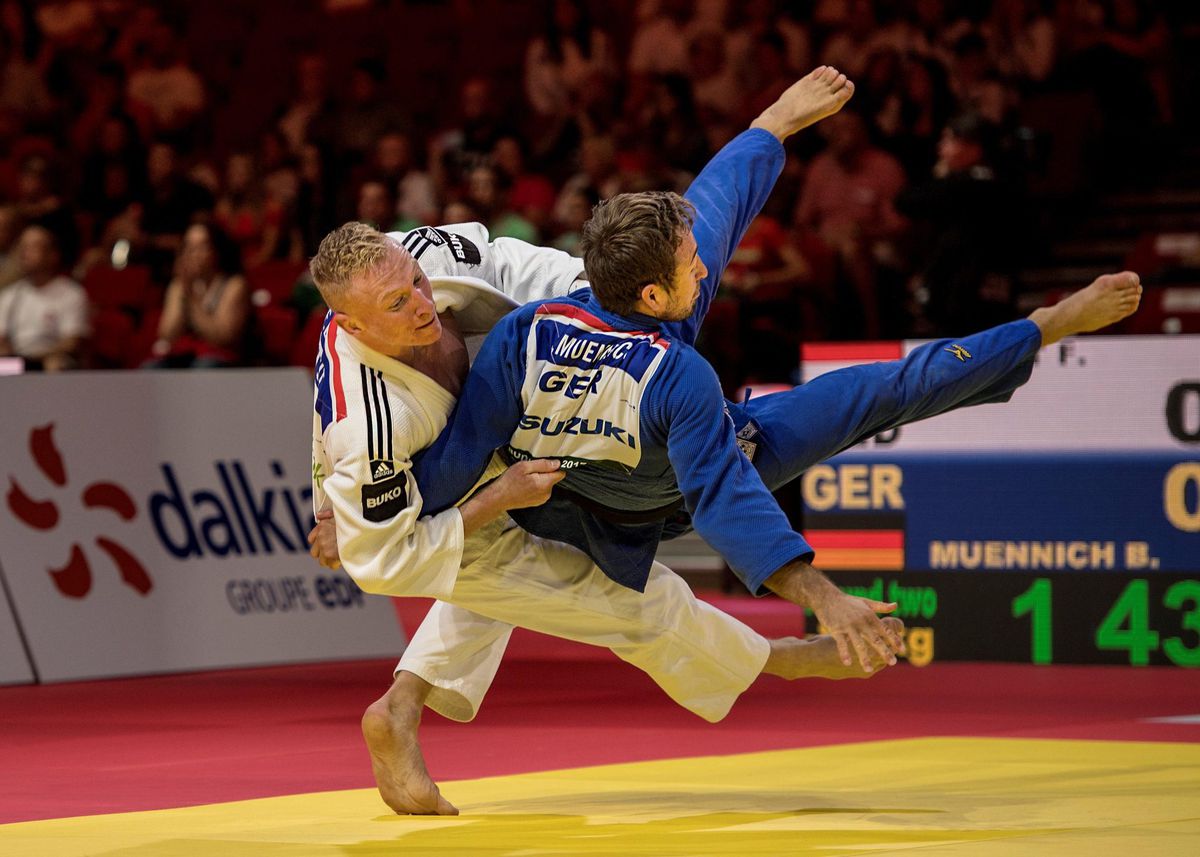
[83,265,153,313]
[128,309,163,367]
[289,306,327,371]
[252,304,299,366]
[89,308,136,368]
[247,260,308,307]
[793,230,838,342]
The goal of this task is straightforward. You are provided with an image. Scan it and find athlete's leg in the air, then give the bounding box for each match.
[734,271,1142,491]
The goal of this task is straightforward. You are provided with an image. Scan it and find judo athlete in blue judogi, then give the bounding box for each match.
[304,67,1141,817]
[413,112,1143,663]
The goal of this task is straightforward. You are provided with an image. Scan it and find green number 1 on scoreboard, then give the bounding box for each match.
[1012,578,1053,665]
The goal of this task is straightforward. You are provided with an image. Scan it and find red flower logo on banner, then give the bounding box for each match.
[6,424,152,598]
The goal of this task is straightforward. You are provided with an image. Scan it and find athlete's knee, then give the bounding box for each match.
[640,566,701,625]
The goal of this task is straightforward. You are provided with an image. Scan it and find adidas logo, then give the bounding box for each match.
[372,461,395,481]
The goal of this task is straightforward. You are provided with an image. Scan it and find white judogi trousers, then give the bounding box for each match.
[397,516,772,723]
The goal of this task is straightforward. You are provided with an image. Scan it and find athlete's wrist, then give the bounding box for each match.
[458,490,504,538]
[765,560,835,609]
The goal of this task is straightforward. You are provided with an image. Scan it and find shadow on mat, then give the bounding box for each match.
[460,789,949,817]
[88,815,1046,857]
[89,805,1053,857]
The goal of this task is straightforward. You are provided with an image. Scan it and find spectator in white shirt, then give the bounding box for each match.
[0,224,89,371]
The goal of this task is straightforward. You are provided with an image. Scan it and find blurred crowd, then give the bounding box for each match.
[0,0,1190,392]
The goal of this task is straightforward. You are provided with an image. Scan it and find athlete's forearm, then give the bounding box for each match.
[457,458,564,537]
[457,486,507,537]
[414,315,527,514]
[763,560,841,612]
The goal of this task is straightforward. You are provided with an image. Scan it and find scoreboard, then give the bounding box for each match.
[798,336,1200,667]
[829,571,1199,667]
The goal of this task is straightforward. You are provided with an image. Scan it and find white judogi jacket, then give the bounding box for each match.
[311,223,583,599]
[306,144,777,726]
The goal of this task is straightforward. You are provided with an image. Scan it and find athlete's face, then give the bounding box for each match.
[658,230,706,322]
[336,243,441,355]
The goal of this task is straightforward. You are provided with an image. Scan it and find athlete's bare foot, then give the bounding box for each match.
[751,65,856,142]
[361,675,458,816]
[1030,271,1143,346]
[763,618,905,680]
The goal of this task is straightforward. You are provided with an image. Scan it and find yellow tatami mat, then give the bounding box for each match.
[4,737,1199,856]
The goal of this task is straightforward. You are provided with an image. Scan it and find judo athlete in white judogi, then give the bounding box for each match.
[309,248,875,810]
[310,242,803,724]
[308,70,906,816]
[308,67,1142,815]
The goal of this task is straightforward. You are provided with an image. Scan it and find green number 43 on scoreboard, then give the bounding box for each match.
[1011,578,1200,666]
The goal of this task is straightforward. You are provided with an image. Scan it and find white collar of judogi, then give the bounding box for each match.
[430,275,519,335]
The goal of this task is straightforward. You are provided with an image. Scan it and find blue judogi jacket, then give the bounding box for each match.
[414,129,813,594]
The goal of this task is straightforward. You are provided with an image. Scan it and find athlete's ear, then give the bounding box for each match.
[333,311,360,334]
[639,282,669,312]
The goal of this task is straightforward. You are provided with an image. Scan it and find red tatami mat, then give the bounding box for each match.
[2,594,1198,824]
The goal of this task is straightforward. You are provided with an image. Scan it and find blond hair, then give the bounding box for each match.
[309,222,395,309]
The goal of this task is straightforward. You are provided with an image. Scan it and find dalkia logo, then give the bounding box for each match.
[7,425,316,598]
[148,459,312,558]
[7,424,151,598]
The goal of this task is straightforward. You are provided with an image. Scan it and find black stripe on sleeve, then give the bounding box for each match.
[360,364,374,461]
[368,367,386,463]
[376,370,394,460]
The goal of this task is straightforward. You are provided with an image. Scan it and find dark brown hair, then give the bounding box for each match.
[579,191,695,316]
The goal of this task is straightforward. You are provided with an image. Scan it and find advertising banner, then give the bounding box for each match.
[0,570,35,685]
[0,370,405,682]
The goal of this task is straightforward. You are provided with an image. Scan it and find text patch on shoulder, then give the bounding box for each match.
[403,227,481,265]
[362,472,408,522]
